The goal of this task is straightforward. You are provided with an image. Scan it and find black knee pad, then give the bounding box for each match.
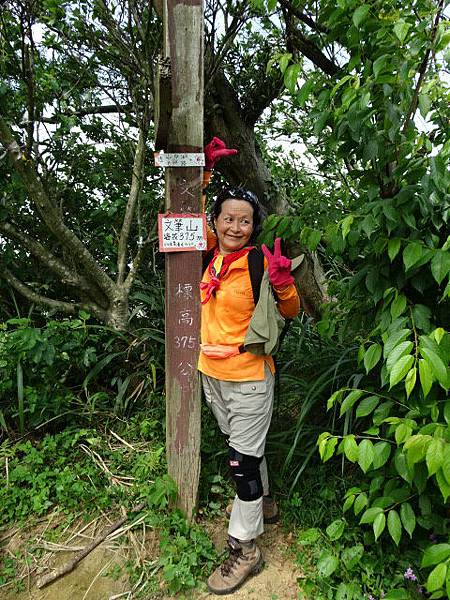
[228,447,263,501]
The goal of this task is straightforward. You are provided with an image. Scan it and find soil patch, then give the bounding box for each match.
[1,514,301,599]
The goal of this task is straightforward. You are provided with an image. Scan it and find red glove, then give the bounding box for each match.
[204,137,237,170]
[261,238,294,289]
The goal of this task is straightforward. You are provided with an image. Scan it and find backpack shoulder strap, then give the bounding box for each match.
[202,248,215,273]
[248,247,265,305]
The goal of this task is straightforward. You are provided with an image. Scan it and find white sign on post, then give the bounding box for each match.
[158,213,207,252]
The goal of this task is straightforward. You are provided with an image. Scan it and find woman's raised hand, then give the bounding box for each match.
[204,137,238,170]
[261,238,294,289]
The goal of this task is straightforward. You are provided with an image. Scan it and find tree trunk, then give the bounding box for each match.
[106,292,130,331]
[204,70,326,318]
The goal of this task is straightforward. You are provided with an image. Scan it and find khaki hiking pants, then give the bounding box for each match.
[201,365,275,541]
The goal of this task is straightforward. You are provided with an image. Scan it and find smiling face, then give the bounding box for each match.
[214,199,254,255]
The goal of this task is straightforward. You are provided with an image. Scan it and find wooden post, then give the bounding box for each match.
[160,0,204,520]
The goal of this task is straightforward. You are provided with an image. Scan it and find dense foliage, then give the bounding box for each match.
[1,0,449,597]
[256,0,450,597]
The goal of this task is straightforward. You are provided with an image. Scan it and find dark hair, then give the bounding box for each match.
[210,187,264,244]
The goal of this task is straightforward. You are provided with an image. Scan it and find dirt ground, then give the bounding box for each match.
[188,520,302,600]
[1,514,302,600]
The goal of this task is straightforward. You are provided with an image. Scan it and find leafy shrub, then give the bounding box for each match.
[0,314,164,432]
[158,510,218,595]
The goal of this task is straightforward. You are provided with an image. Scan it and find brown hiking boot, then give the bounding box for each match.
[207,536,264,595]
[225,496,279,524]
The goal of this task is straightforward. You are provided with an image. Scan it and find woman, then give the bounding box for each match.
[199,139,300,595]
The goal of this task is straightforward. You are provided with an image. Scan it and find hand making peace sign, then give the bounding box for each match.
[261,237,295,289]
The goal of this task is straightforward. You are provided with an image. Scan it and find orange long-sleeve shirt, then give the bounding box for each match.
[198,245,300,381]
[199,170,300,380]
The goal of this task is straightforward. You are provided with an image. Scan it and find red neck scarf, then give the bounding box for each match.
[200,246,254,304]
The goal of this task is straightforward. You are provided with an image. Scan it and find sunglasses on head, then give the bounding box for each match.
[220,187,260,206]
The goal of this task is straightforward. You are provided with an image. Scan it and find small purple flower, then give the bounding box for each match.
[380,593,385,599]
[368,595,376,600]
[404,567,417,581]
[417,586,424,594]
[429,533,438,543]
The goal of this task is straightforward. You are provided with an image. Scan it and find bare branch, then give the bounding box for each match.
[0,222,109,307]
[32,104,134,125]
[117,124,147,285]
[283,5,340,77]
[0,265,106,321]
[279,0,329,34]
[402,0,445,134]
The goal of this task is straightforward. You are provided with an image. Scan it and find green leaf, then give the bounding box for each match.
[422,544,450,568]
[372,442,391,469]
[383,591,409,600]
[343,435,359,462]
[352,4,370,27]
[327,389,344,410]
[426,438,445,476]
[419,359,433,397]
[427,563,447,593]
[419,94,432,118]
[431,251,450,285]
[323,437,338,462]
[389,354,414,388]
[405,434,432,467]
[358,439,374,473]
[318,432,331,459]
[403,242,423,270]
[373,55,389,78]
[405,367,417,399]
[387,509,402,545]
[373,512,386,540]
[412,304,432,330]
[314,111,330,136]
[360,506,383,524]
[436,469,450,501]
[386,340,414,372]
[395,423,412,445]
[341,215,354,239]
[432,327,445,344]
[317,552,339,577]
[436,30,450,52]
[343,495,354,513]
[354,492,368,515]
[330,75,353,98]
[444,401,450,425]
[373,401,394,425]
[326,519,345,541]
[383,329,411,358]
[395,450,414,483]
[356,395,380,418]
[364,343,382,373]
[341,544,364,571]
[278,53,292,74]
[400,502,416,538]
[390,294,407,319]
[442,446,450,484]
[388,238,401,261]
[298,528,321,545]
[297,79,314,107]
[284,63,301,94]
[420,348,448,387]
[393,19,411,43]
[340,390,364,416]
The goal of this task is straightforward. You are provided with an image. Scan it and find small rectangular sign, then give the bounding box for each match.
[154,152,205,167]
[158,213,207,252]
